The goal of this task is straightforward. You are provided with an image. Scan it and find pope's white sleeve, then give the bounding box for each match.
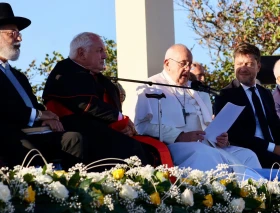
[135,120,182,144]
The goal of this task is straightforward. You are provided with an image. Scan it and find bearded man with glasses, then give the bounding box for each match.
[0,3,86,168]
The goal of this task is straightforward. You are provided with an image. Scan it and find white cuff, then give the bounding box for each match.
[27,108,37,127]
[267,142,276,152]
[118,112,123,121]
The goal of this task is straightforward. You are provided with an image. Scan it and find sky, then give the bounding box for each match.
[6,0,210,85]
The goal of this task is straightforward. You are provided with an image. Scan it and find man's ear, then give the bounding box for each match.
[277,76,280,83]
[77,47,85,59]
[164,59,169,68]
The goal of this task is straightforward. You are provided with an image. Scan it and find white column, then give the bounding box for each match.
[115,0,175,119]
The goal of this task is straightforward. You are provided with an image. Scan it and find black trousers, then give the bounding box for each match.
[61,115,152,169]
[1,131,84,169]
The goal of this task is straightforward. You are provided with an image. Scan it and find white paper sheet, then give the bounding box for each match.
[204,102,245,145]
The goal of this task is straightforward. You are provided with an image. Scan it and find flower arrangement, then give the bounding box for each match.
[0,150,280,213]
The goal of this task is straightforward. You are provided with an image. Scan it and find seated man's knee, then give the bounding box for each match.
[61,132,85,159]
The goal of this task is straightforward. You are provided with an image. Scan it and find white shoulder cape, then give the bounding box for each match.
[134,71,212,129]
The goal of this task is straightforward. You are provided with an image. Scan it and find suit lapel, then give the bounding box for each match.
[232,79,255,119]
[257,85,272,120]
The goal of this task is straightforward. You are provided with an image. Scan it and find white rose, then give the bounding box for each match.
[267,181,280,194]
[49,181,69,199]
[181,188,194,206]
[231,198,245,213]
[138,165,155,180]
[212,181,226,194]
[87,172,104,183]
[119,184,138,200]
[35,174,53,184]
[0,182,11,202]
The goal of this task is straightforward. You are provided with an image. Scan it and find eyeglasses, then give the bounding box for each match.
[0,30,21,39]
[169,58,192,68]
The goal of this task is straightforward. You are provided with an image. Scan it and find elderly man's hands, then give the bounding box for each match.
[41,120,64,132]
[216,132,229,148]
[175,131,205,142]
[121,119,137,137]
[273,145,280,155]
[38,110,64,132]
[39,110,60,121]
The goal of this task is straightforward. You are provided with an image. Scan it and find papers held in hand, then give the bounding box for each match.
[204,102,245,145]
[21,126,53,135]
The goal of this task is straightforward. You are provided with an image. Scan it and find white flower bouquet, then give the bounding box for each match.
[0,150,279,213]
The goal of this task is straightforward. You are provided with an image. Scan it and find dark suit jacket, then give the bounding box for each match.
[0,66,45,139]
[214,79,280,154]
[43,58,121,125]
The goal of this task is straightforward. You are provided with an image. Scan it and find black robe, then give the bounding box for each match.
[43,58,151,165]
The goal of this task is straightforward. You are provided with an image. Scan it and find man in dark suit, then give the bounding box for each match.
[214,43,280,168]
[0,3,84,167]
[43,32,151,165]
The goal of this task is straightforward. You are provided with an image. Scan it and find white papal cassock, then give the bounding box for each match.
[134,70,261,173]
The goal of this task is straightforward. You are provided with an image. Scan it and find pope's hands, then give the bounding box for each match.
[175,131,205,142]
[216,132,229,148]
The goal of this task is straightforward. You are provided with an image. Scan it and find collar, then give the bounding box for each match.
[69,58,90,71]
[240,83,257,91]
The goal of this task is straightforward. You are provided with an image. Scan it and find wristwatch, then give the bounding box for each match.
[35,110,42,121]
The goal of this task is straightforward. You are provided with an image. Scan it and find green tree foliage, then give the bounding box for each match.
[22,38,117,102]
[176,0,280,89]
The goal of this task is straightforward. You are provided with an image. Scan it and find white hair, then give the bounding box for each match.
[69,32,101,58]
[273,59,280,79]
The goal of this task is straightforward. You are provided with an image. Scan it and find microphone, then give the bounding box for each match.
[108,77,219,95]
[191,80,220,95]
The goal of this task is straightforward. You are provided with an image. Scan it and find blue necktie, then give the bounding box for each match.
[1,62,33,108]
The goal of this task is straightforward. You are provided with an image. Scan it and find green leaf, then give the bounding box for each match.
[42,165,47,175]
[156,181,171,193]
[23,173,33,183]
[68,172,80,187]
[79,179,92,190]
[244,197,262,209]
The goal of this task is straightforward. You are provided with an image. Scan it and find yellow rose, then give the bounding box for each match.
[93,188,104,207]
[255,196,265,209]
[240,188,249,197]
[162,172,169,179]
[181,178,194,185]
[112,169,125,180]
[150,192,160,205]
[24,186,35,203]
[54,170,67,177]
[97,195,104,206]
[220,179,229,186]
[156,171,169,182]
[203,194,213,208]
